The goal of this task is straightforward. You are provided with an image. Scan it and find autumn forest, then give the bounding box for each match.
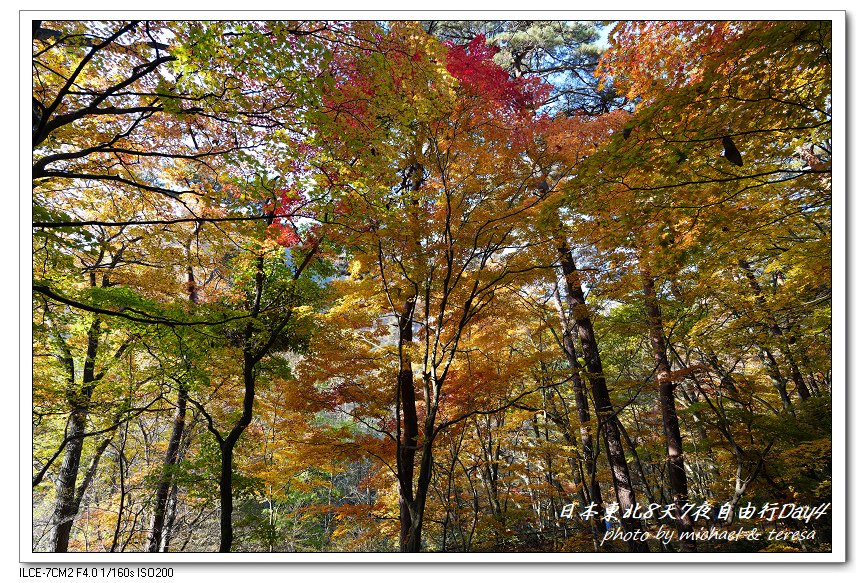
[31,20,833,554]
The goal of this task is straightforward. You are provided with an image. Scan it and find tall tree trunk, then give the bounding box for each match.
[642,271,695,552]
[552,284,605,540]
[557,242,649,552]
[161,482,181,552]
[162,414,198,552]
[218,350,257,553]
[149,241,197,552]
[396,161,426,552]
[474,416,504,520]
[553,286,603,506]
[616,419,658,506]
[49,409,87,552]
[147,381,188,552]
[217,254,264,552]
[218,441,237,552]
[397,299,420,552]
[406,428,435,552]
[396,299,420,551]
[49,315,101,552]
[109,421,130,553]
[210,233,315,552]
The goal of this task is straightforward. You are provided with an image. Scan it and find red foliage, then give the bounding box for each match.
[266,221,301,248]
[265,185,309,248]
[445,35,550,110]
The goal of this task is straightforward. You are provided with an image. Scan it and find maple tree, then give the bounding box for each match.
[300,22,566,551]
[560,19,832,550]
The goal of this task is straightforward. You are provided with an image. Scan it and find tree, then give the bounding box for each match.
[211,224,323,552]
[303,22,561,551]
[32,19,330,552]
[427,20,622,114]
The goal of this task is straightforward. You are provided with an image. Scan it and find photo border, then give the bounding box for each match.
[19,8,846,564]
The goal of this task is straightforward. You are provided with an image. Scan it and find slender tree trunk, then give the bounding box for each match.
[407,430,435,552]
[218,350,257,553]
[437,424,465,551]
[161,482,180,551]
[75,433,113,509]
[162,413,197,552]
[552,285,605,539]
[210,232,315,552]
[474,416,504,520]
[759,347,793,411]
[778,357,810,401]
[109,422,130,553]
[642,271,695,552]
[616,419,658,506]
[148,382,188,552]
[217,254,265,553]
[739,259,810,401]
[150,242,197,552]
[218,439,238,552]
[679,390,721,500]
[557,242,649,552]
